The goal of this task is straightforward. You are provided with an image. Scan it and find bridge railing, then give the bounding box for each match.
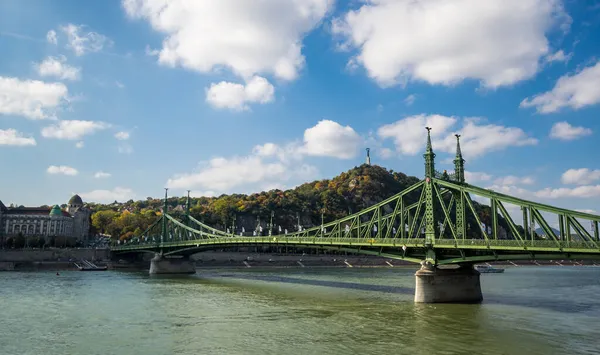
[112,235,598,252]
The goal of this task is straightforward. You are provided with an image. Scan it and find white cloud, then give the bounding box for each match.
[545,50,572,63]
[378,114,457,155]
[561,168,600,185]
[122,0,333,81]
[576,209,597,214]
[535,185,600,198]
[404,94,416,106]
[332,0,569,88]
[46,30,57,45]
[75,141,84,148]
[520,61,600,113]
[114,131,130,140]
[493,175,535,186]
[60,23,111,56]
[41,120,111,140]
[0,129,36,146]
[94,171,112,179]
[464,171,492,183]
[167,154,317,194]
[34,56,81,81]
[0,76,68,119]
[299,120,362,159]
[47,165,78,176]
[80,187,135,203]
[378,114,537,159]
[205,76,275,111]
[378,147,394,159]
[190,190,217,198]
[549,121,592,140]
[115,81,125,89]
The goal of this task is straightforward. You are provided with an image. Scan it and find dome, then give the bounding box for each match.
[68,194,83,205]
[49,205,63,217]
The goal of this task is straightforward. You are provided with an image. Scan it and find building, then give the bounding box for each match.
[0,194,91,243]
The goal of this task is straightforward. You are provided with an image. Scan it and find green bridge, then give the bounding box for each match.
[112,129,600,303]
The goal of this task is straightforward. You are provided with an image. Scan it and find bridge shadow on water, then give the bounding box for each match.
[192,272,599,315]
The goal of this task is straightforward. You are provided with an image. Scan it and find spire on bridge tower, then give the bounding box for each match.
[423,127,436,178]
[186,190,191,216]
[453,134,465,183]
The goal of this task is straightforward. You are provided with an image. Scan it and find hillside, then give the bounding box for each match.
[89,164,522,241]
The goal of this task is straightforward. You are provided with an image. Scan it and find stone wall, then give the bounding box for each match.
[0,248,110,262]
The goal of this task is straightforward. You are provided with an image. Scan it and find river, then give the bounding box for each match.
[1,266,599,355]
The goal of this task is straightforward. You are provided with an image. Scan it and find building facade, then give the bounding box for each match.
[0,194,91,243]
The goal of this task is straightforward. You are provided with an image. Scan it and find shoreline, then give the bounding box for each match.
[2,258,598,272]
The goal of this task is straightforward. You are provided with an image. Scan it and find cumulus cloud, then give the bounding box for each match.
[34,56,81,81]
[0,129,36,146]
[60,23,112,56]
[47,165,78,176]
[377,114,537,159]
[493,175,535,186]
[80,187,135,203]
[75,141,84,148]
[122,0,333,81]
[561,168,600,185]
[464,171,492,183]
[549,121,592,140]
[521,61,600,113]
[535,185,600,198]
[299,120,363,159]
[165,119,365,194]
[0,76,68,119]
[332,0,569,88]
[41,120,111,140]
[205,76,275,111]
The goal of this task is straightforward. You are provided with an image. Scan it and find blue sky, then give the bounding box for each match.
[0,0,599,221]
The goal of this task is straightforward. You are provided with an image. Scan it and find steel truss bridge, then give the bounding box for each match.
[112,130,600,267]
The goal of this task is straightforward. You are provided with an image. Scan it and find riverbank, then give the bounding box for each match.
[2,249,599,271]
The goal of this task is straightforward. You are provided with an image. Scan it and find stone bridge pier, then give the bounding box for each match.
[149,253,196,275]
[414,261,483,303]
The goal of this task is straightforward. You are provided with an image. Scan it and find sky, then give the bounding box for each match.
[1,0,600,222]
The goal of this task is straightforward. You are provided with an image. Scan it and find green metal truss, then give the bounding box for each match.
[113,129,600,265]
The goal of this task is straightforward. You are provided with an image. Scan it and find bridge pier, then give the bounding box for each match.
[414,262,482,303]
[149,254,196,275]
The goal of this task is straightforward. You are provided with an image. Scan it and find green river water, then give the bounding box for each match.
[1,266,599,355]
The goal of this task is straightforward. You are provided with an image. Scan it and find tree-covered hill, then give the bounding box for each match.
[89,164,518,241]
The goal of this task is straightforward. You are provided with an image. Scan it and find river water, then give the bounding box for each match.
[1,266,599,355]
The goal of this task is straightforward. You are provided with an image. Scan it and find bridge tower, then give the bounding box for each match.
[415,129,482,303]
[453,134,466,240]
[149,188,196,275]
[423,127,437,247]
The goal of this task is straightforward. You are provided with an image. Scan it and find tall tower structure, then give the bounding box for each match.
[423,127,436,245]
[366,148,371,165]
[453,134,465,183]
[453,134,466,239]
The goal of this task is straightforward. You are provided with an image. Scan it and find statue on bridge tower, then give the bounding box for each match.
[454,134,465,183]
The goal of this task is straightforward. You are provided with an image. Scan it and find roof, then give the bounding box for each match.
[69,194,83,205]
[4,207,51,215]
[0,200,6,212]
[49,205,63,216]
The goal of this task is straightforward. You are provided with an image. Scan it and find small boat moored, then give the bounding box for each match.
[475,264,505,273]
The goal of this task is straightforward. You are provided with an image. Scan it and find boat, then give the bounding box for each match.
[475,264,504,273]
[74,259,108,271]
